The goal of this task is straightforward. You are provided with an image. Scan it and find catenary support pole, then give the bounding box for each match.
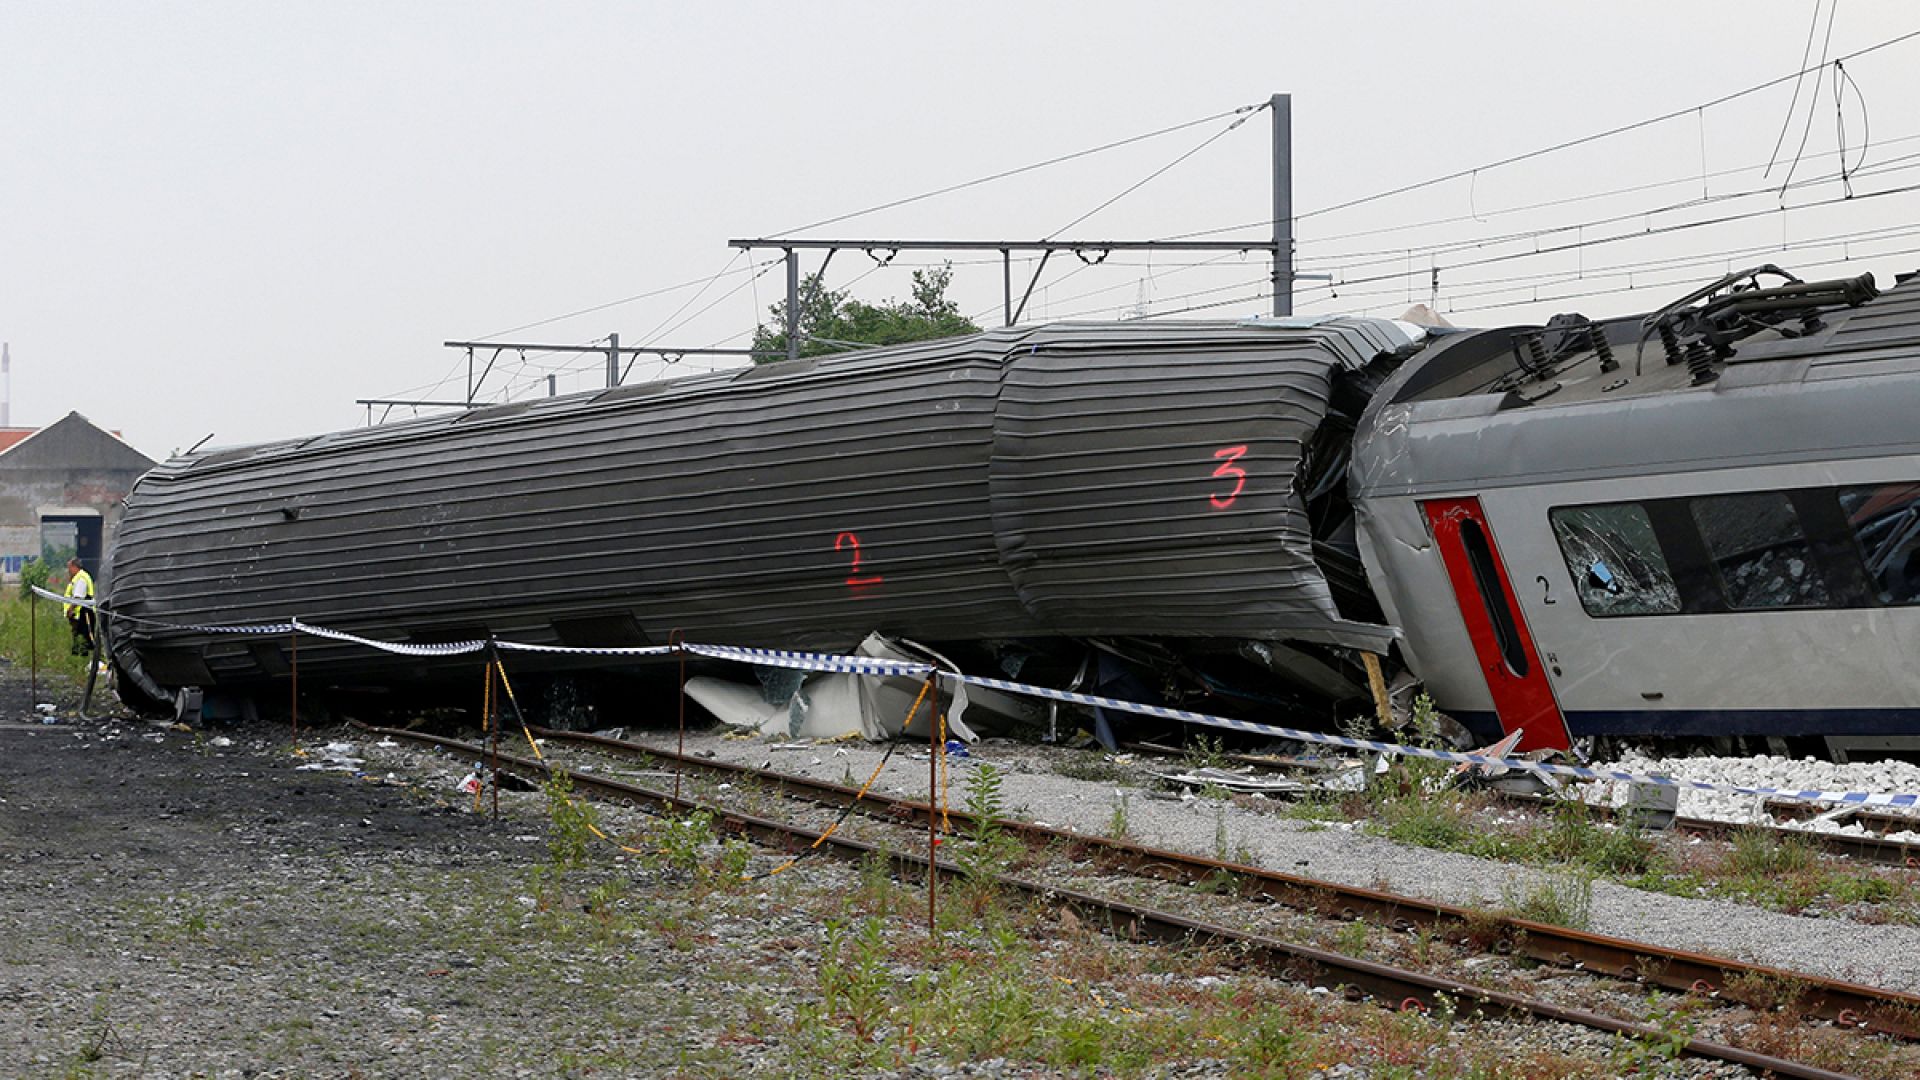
[1002,248,1013,326]
[1272,92,1293,317]
[784,249,800,364]
[606,332,620,388]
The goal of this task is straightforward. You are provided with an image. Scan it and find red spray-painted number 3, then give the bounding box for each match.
[1210,445,1249,510]
[835,531,884,589]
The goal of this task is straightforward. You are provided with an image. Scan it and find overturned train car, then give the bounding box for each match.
[107,266,1920,756]
[106,319,1408,725]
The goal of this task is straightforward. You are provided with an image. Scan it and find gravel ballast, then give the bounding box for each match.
[645,730,1920,993]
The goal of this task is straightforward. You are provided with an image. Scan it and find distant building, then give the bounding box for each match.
[0,412,158,584]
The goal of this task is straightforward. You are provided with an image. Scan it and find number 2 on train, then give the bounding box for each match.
[1210,445,1249,510]
[835,531,884,589]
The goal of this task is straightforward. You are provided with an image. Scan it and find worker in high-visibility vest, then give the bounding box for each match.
[63,556,96,656]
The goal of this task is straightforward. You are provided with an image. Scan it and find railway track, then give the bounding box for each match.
[364,723,1912,1078]
[1124,740,1920,867]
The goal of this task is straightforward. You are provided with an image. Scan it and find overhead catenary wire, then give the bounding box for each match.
[1766,0,1831,175]
[1313,179,1920,296]
[1777,0,1843,194]
[466,260,774,343]
[1296,221,1920,315]
[1307,155,1920,285]
[1295,24,1920,223]
[771,101,1268,237]
[1045,105,1266,240]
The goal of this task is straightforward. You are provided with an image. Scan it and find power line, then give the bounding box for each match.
[1300,220,1920,313]
[1777,0,1844,193]
[1309,151,1920,279]
[1281,132,1920,252]
[1046,105,1265,239]
[1766,0,1831,175]
[771,101,1268,237]
[1319,179,1920,294]
[465,262,771,343]
[1295,25,1920,223]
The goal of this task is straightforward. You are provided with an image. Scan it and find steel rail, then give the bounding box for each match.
[365,724,1864,1079]
[527,726,1920,1042]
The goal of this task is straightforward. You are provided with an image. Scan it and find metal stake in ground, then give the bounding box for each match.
[29,588,36,703]
[670,629,687,803]
[289,623,299,745]
[926,672,940,938]
[487,642,501,820]
[80,609,105,719]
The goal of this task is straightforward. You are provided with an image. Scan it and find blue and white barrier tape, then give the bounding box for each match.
[53,589,1920,808]
[495,641,679,658]
[682,642,935,678]
[289,619,490,658]
[34,587,294,635]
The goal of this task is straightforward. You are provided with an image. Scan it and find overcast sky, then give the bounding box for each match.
[4,1,1916,459]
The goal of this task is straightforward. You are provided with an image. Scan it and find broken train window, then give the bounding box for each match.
[1689,491,1829,610]
[1838,482,1920,606]
[1549,503,1681,616]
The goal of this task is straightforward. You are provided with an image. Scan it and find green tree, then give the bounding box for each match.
[751,264,980,363]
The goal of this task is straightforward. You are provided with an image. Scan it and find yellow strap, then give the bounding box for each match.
[490,656,546,762]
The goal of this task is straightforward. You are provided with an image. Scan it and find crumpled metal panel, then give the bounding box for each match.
[990,323,1402,648]
[109,319,1407,688]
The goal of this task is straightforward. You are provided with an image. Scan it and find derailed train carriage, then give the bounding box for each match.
[105,264,1920,757]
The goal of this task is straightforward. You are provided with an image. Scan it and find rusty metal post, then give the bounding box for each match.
[80,611,104,719]
[488,659,501,820]
[926,672,941,938]
[289,624,299,744]
[671,629,686,803]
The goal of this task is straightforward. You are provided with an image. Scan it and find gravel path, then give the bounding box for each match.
[638,731,1920,993]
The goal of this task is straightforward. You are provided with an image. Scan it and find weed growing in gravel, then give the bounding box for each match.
[1613,989,1706,1072]
[1332,918,1369,957]
[656,810,717,873]
[1107,790,1131,839]
[1054,755,1133,783]
[956,762,1021,880]
[540,770,597,871]
[1183,733,1229,771]
[816,916,895,1043]
[1501,869,1594,929]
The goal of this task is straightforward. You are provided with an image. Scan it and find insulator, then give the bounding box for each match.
[1658,322,1684,366]
[1686,340,1719,385]
[1801,309,1825,335]
[1588,324,1618,373]
[1524,333,1550,373]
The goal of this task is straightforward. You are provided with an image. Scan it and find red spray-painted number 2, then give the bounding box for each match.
[1210,445,1249,510]
[835,531,884,589]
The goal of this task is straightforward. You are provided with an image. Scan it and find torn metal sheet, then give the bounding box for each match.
[1149,766,1312,794]
[685,633,1029,742]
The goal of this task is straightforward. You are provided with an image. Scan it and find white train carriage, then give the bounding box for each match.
[1353,267,1920,756]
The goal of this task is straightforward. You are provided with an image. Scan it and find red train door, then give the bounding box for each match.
[1422,497,1570,752]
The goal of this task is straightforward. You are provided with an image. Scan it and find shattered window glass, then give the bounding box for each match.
[1691,492,1829,609]
[1549,503,1681,616]
[1839,482,1920,605]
